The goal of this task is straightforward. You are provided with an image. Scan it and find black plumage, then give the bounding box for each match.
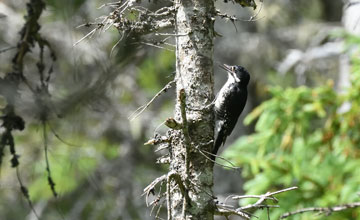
[212,64,250,158]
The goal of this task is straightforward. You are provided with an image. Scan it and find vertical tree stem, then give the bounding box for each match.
[170,0,216,219]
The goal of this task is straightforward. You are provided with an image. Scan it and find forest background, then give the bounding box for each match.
[0,0,360,219]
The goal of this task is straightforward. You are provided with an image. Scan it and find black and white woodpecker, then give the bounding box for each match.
[212,64,250,157]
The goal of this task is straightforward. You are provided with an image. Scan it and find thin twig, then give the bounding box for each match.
[153,121,166,137]
[216,205,252,219]
[196,146,240,171]
[143,174,167,197]
[188,178,215,199]
[110,34,124,57]
[167,173,172,220]
[155,32,188,36]
[97,1,121,9]
[194,142,241,172]
[216,187,297,219]
[43,121,57,197]
[73,28,97,46]
[129,80,175,121]
[0,46,16,54]
[238,187,298,211]
[75,22,98,28]
[48,123,79,147]
[203,148,240,169]
[216,1,265,23]
[268,187,298,196]
[232,195,278,202]
[281,202,360,219]
[138,41,175,52]
[155,199,166,219]
[16,168,40,220]
[248,1,263,21]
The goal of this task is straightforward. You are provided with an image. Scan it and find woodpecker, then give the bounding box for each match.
[212,64,250,158]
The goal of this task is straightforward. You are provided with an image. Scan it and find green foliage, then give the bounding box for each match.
[45,0,86,17]
[223,34,360,219]
[14,125,119,201]
[137,50,175,93]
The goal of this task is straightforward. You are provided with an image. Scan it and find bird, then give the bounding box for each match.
[212,64,250,158]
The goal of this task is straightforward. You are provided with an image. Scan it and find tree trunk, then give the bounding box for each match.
[169,0,216,219]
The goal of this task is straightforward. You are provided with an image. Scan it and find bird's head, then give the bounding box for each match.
[221,64,250,85]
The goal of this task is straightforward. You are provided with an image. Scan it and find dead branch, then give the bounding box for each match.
[143,170,190,217]
[144,134,170,146]
[215,1,264,24]
[238,187,298,211]
[232,194,278,202]
[129,79,175,121]
[42,121,57,197]
[75,3,175,46]
[143,174,167,199]
[215,187,298,219]
[166,173,171,220]
[215,204,252,219]
[281,202,360,219]
[16,168,40,220]
[138,41,175,51]
[194,144,241,171]
[0,46,16,54]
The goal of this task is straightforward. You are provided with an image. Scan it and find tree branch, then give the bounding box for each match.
[281,202,360,219]
[215,187,298,219]
[75,3,176,46]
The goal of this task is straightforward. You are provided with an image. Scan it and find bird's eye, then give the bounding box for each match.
[231,67,235,71]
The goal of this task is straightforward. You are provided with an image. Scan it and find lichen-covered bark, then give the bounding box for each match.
[170,0,216,219]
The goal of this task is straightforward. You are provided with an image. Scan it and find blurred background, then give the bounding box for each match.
[0,0,359,219]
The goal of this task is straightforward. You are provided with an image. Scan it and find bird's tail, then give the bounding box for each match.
[211,128,226,161]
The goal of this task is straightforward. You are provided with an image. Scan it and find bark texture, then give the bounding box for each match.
[169,0,216,219]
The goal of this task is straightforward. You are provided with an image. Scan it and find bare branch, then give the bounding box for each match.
[238,187,298,211]
[16,168,40,220]
[215,0,264,26]
[48,123,80,147]
[232,195,278,203]
[42,122,57,197]
[215,205,252,219]
[129,80,175,121]
[194,144,241,171]
[0,46,16,54]
[75,4,175,46]
[111,5,175,35]
[281,202,360,219]
[144,134,170,146]
[154,32,188,36]
[138,41,175,52]
[143,174,167,198]
[73,28,97,46]
[215,186,298,219]
[166,173,172,220]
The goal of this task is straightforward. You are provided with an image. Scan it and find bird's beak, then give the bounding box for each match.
[220,64,235,76]
[220,64,241,82]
